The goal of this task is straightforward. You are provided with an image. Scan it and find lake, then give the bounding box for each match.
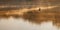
[0,17,60,30]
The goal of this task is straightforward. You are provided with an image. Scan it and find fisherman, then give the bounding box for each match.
[39,8,41,11]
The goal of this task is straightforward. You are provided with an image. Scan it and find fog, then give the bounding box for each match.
[0,17,60,30]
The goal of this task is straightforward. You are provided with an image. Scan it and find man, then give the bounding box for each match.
[39,8,41,11]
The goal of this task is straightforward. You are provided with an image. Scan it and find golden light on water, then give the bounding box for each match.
[0,0,60,30]
[0,5,60,28]
[39,6,58,9]
[4,5,58,16]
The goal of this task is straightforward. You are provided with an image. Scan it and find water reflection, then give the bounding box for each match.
[0,7,60,30]
[22,7,60,26]
[0,17,59,30]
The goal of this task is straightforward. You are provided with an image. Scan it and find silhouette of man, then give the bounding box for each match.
[39,8,41,11]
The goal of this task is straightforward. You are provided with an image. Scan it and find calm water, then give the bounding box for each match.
[0,17,60,30]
